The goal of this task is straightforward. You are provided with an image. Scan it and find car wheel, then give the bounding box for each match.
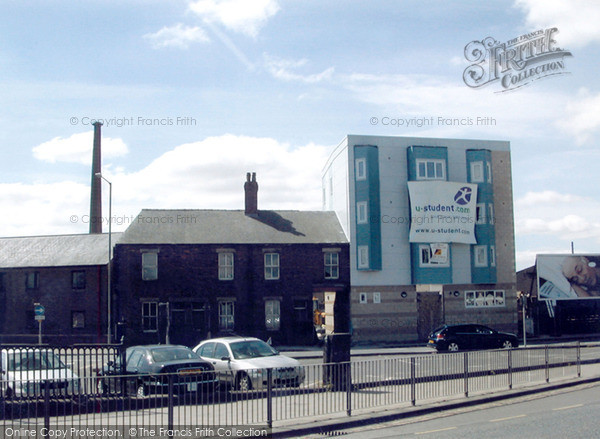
[502,340,514,349]
[236,373,252,391]
[136,382,148,398]
[4,386,13,399]
[447,342,460,352]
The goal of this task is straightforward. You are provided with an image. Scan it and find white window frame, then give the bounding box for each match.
[355,158,367,181]
[359,292,368,304]
[474,245,488,267]
[465,290,505,308]
[490,245,496,267]
[218,252,234,280]
[356,201,368,224]
[488,203,494,225]
[218,301,235,331]
[265,300,281,331]
[324,251,339,279]
[470,161,484,183]
[416,159,446,180]
[142,252,158,281]
[373,292,381,304]
[486,161,492,183]
[419,244,449,267]
[264,253,280,280]
[357,245,369,269]
[142,301,158,332]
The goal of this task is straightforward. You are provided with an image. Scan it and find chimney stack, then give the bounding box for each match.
[244,172,258,216]
[89,122,103,234]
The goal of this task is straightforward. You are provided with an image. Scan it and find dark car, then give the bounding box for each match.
[96,345,217,397]
[427,324,518,352]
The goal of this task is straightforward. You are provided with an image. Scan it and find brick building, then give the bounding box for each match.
[0,233,118,343]
[113,174,350,347]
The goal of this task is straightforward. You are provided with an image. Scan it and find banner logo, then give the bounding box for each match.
[454,187,473,205]
[463,28,572,93]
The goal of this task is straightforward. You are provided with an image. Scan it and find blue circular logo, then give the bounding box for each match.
[454,187,472,205]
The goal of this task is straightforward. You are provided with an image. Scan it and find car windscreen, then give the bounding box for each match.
[6,351,67,371]
[150,347,197,363]
[230,341,278,359]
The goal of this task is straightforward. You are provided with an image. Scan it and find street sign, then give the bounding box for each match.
[34,304,45,321]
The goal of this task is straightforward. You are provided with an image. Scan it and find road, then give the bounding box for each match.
[337,381,600,438]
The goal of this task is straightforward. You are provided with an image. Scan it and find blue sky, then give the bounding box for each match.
[1,0,600,270]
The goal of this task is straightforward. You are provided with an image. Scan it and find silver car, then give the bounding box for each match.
[193,337,305,391]
[1,348,80,398]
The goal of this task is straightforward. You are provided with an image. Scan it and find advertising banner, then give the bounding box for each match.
[536,254,600,300]
[408,181,478,244]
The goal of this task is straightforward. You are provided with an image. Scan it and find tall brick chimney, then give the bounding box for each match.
[244,172,258,216]
[89,121,103,234]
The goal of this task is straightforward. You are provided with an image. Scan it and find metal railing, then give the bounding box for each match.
[0,342,595,434]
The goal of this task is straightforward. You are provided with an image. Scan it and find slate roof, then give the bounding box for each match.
[0,233,122,268]
[117,209,348,245]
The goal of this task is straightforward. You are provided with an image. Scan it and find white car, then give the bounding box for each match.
[193,337,305,391]
[1,348,80,398]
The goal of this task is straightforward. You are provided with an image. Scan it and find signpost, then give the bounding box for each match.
[34,303,45,345]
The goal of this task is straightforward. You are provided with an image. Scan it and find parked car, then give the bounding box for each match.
[193,337,305,391]
[96,345,217,397]
[427,324,519,352]
[1,348,80,398]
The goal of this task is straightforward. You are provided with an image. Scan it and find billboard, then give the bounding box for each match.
[407,181,478,244]
[536,254,600,300]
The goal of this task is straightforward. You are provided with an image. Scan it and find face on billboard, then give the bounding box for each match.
[537,254,600,300]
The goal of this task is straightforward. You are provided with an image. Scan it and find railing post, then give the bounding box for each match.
[346,361,352,417]
[464,352,469,398]
[508,349,513,390]
[410,357,416,406]
[44,380,50,431]
[577,341,581,378]
[167,374,174,431]
[266,368,273,429]
[545,345,550,383]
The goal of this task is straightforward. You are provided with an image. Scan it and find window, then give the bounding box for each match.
[265,300,281,330]
[264,253,280,280]
[357,245,369,269]
[324,252,339,279]
[355,158,366,180]
[219,301,235,331]
[373,292,381,304]
[356,201,368,224]
[72,271,86,289]
[486,162,492,183]
[476,203,486,224]
[72,311,85,329]
[488,203,494,225]
[474,245,488,267]
[142,252,158,281]
[359,292,368,304]
[470,161,484,182]
[419,244,449,267]
[465,290,505,308]
[416,159,446,180]
[490,245,496,267]
[25,272,39,290]
[218,252,234,280]
[142,302,158,332]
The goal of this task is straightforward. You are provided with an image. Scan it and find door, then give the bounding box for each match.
[169,302,206,346]
[417,292,442,340]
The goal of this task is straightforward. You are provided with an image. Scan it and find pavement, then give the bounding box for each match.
[269,336,600,438]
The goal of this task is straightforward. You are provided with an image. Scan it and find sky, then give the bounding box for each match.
[1,0,600,271]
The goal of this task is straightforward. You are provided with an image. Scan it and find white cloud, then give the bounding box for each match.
[3,134,332,237]
[556,88,600,144]
[32,131,129,165]
[263,54,335,83]
[514,0,600,48]
[143,23,210,49]
[188,0,279,37]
